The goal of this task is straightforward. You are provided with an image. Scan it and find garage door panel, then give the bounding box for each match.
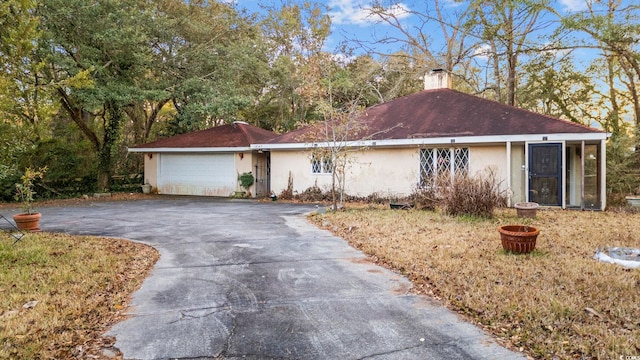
[158,154,236,196]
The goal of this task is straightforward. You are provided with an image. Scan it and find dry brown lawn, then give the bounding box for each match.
[0,232,158,359]
[312,207,640,359]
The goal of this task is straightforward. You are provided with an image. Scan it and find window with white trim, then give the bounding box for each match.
[311,156,333,174]
[420,148,469,186]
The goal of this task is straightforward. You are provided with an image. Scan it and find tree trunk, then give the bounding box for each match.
[490,41,502,102]
[507,52,517,106]
[144,99,170,141]
[607,55,621,136]
[96,171,110,193]
[96,101,124,192]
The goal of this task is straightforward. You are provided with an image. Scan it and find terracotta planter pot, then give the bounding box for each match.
[13,213,42,232]
[498,225,539,254]
[514,202,539,219]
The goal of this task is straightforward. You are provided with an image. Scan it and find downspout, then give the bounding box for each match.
[506,141,512,207]
[524,143,529,202]
[601,139,607,210]
[562,143,566,209]
[581,141,585,210]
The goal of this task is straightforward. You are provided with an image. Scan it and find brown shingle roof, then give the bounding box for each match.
[131,122,277,149]
[268,89,604,144]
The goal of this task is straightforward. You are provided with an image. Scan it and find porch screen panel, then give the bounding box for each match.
[583,144,601,209]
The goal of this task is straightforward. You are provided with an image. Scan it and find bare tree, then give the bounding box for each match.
[348,0,480,93]
[561,0,640,148]
[302,85,366,210]
[465,0,553,106]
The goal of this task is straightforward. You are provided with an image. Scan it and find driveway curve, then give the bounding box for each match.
[40,197,524,360]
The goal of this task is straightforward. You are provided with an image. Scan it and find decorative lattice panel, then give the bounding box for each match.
[311,157,322,173]
[454,148,469,175]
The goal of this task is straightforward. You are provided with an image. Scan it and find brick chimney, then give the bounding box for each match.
[424,69,451,90]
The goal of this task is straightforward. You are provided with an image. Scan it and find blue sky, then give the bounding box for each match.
[232,0,597,56]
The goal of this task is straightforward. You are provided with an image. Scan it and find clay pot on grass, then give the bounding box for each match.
[498,225,540,254]
[514,202,539,219]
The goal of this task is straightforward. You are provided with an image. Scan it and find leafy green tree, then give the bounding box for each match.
[253,2,331,131]
[149,0,268,135]
[37,0,158,190]
[0,0,42,182]
[606,128,640,202]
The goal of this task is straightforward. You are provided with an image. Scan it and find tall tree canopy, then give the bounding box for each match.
[38,0,160,190]
[1,0,640,198]
[0,0,43,181]
[25,0,268,191]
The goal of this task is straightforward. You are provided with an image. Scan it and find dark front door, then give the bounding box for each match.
[254,152,270,197]
[529,143,562,206]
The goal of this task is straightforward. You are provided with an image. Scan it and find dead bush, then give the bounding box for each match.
[295,184,326,202]
[342,192,388,204]
[278,172,294,200]
[439,170,507,218]
[409,186,439,210]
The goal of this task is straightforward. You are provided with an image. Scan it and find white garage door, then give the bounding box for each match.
[158,154,236,196]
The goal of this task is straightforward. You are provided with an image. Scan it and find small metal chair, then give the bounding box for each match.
[0,214,25,245]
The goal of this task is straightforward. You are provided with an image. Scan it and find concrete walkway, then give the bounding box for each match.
[37,197,524,360]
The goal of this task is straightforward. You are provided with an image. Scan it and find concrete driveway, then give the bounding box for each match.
[39,197,524,360]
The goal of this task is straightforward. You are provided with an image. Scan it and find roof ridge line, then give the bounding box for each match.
[234,122,253,143]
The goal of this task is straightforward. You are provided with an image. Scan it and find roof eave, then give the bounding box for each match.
[128,146,253,153]
[252,133,610,150]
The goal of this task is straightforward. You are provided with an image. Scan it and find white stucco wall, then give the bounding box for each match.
[270,148,419,198]
[343,148,419,197]
[235,151,252,194]
[468,145,507,179]
[271,146,513,199]
[143,153,159,190]
[510,144,526,204]
[235,151,269,197]
[270,150,331,195]
[468,145,511,198]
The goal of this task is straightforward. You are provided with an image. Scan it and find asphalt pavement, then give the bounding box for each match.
[34,197,525,360]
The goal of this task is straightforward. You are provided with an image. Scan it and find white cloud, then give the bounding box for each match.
[540,42,572,58]
[440,0,464,8]
[332,53,357,67]
[474,44,492,60]
[559,0,588,12]
[328,0,411,26]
